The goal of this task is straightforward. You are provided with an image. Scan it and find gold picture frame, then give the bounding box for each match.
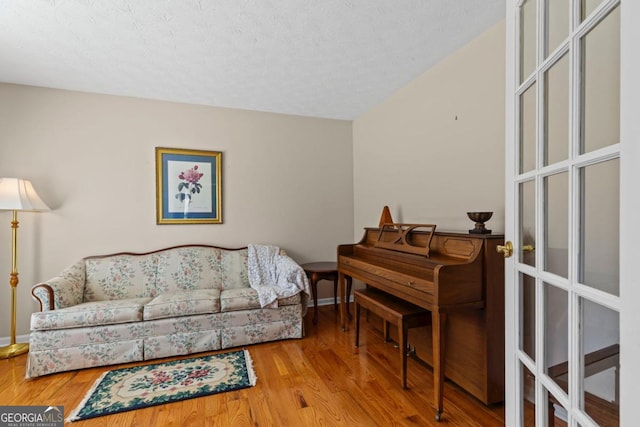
[155,147,222,224]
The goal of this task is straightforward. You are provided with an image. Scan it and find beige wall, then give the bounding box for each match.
[0,20,508,341]
[0,83,354,338]
[352,20,506,235]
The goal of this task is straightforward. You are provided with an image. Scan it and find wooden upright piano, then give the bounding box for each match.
[338,223,504,420]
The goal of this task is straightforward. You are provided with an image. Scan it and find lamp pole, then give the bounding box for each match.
[0,178,49,359]
[0,210,29,358]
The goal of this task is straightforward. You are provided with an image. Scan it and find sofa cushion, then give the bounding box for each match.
[30,297,151,331]
[155,247,224,293]
[275,294,301,306]
[220,249,250,290]
[220,288,261,312]
[220,288,301,312]
[85,254,158,301]
[143,289,221,321]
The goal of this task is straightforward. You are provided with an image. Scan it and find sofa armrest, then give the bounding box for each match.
[31,284,54,311]
[31,260,86,311]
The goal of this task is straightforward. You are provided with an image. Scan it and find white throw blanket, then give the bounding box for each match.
[247,244,310,311]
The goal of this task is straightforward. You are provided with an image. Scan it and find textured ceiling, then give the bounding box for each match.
[0,1,504,120]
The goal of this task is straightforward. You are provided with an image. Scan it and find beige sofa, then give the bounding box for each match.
[27,244,309,378]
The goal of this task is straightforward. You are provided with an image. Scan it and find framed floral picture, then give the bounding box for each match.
[155,147,222,224]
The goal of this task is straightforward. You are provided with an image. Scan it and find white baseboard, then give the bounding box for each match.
[314,295,352,307]
[0,334,29,346]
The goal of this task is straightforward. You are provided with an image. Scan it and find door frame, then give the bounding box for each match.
[504,0,517,421]
[619,0,640,424]
[504,0,637,425]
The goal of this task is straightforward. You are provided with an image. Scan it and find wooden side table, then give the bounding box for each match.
[301,262,351,325]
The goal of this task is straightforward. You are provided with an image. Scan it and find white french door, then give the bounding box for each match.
[504,0,631,426]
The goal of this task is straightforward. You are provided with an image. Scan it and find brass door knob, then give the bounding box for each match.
[522,244,535,252]
[496,241,513,258]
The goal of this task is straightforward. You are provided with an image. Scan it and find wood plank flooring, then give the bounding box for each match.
[0,305,505,426]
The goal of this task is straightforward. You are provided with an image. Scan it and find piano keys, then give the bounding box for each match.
[338,224,505,420]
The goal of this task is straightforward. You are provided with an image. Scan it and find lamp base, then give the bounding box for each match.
[0,342,29,359]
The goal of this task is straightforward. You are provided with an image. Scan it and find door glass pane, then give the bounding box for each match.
[579,159,620,295]
[520,180,536,267]
[520,83,537,173]
[544,172,568,277]
[580,6,620,154]
[580,298,620,425]
[521,363,536,426]
[547,0,570,56]
[544,282,568,393]
[581,0,605,22]
[520,273,536,361]
[520,0,537,83]
[544,54,569,166]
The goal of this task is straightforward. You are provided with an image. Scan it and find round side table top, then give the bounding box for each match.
[300,261,337,273]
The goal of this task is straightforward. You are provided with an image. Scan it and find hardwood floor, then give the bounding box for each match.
[1,305,505,426]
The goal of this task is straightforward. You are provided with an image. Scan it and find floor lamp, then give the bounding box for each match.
[0,178,49,359]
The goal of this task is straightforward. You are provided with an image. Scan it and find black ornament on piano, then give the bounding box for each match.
[467,211,493,234]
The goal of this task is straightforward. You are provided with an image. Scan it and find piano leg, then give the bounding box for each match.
[432,311,447,421]
[338,272,354,331]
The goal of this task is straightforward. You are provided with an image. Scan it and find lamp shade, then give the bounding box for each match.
[0,178,50,212]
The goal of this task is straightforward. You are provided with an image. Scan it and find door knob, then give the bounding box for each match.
[496,241,513,258]
[522,244,535,252]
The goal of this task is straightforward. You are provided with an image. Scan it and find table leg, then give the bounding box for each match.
[310,272,319,325]
[339,272,347,331]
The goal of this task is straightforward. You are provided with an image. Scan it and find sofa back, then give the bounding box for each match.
[83,246,249,302]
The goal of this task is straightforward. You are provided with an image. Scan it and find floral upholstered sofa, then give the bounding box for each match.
[27,244,309,378]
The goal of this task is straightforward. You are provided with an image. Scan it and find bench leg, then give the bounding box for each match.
[383,321,389,342]
[346,276,353,319]
[400,319,407,389]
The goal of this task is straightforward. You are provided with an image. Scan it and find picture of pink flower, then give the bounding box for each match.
[156,147,221,223]
[176,165,204,203]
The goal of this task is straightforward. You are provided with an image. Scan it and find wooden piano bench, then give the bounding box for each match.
[354,287,431,389]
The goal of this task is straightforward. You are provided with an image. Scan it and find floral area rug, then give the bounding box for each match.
[67,349,256,422]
